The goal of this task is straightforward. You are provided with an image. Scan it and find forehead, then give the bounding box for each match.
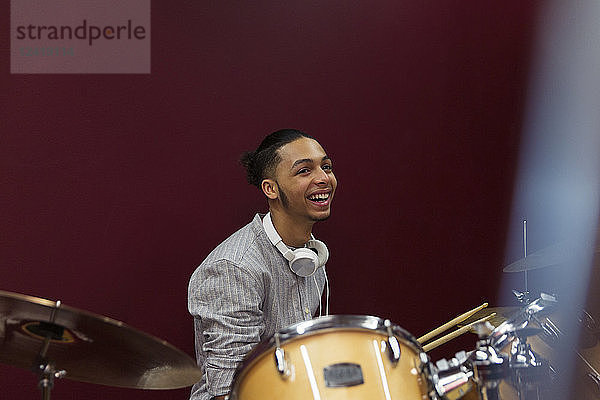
[276,138,327,167]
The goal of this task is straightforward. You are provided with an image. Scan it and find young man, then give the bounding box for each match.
[188,129,337,400]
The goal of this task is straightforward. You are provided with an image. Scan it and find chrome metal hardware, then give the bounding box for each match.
[433,353,474,400]
[469,339,508,400]
[540,317,561,346]
[587,373,600,398]
[512,289,531,304]
[580,309,598,331]
[489,294,556,351]
[36,300,67,400]
[508,332,551,399]
[273,333,289,378]
[384,319,400,365]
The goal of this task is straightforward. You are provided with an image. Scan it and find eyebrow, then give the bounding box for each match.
[290,156,331,170]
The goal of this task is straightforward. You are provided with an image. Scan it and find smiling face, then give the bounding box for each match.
[263,137,337,224]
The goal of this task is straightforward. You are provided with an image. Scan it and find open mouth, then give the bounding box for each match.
[307,192,331,204]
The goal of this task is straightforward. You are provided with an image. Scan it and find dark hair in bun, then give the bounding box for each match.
[241,129,313,188]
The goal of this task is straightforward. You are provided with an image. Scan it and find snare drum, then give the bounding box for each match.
[229,315,433,400]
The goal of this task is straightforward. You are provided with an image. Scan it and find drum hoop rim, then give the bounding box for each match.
[229,314,425,398]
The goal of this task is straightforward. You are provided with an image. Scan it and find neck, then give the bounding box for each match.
[269,208,313,247]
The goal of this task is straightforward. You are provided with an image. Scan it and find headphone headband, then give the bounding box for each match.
[262,212,329,277]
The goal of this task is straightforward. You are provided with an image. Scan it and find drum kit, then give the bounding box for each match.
[226,238,600,400]
[1,240,598,399]
[226,298,559,400]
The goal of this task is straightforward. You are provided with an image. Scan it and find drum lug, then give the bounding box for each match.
[273,333,289,379]
[385,319,401,365]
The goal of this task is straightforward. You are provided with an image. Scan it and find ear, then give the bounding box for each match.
[261,179,279,200]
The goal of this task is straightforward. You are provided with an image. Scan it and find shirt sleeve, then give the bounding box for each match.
[188,258,265,397]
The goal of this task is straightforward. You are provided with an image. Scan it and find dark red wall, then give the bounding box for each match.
[1,1,537,398]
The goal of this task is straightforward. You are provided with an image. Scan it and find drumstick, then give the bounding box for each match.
[422,313,496,352]
[418,302,488,344]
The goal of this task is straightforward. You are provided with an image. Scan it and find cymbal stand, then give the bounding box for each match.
[509,328,550,400]
[32,300,67,400]
[511,220,532,305]
[37,362,67,400]
[523,220,530,302]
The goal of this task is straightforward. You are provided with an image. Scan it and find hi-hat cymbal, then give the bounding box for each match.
[0,290,202,389]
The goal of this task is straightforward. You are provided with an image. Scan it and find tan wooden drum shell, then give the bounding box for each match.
[230,316,430,400]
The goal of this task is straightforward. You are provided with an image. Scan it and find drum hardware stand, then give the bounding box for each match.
[512,220,533,304]
[523,220,529,300]
[511,220,532,304]
[31,300,67,400]
[384,319,401,365]
[468,331,508,400]
[508,328,549,400]
[36,361,67,400]
[273,333,289,378]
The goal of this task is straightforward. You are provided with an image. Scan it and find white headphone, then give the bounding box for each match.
[262,212,329,277]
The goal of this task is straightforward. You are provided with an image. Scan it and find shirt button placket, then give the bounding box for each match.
[299,277,311,321]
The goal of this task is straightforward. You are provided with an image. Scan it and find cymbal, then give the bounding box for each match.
[503,240,600,272]
[0,290,202,389]
[457,307,520,328]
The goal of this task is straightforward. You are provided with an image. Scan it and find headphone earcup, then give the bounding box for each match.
[288,248,319,277]
[288,239,329,277]
[306,239,329,268]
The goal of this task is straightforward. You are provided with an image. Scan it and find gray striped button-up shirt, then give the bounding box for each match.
[188,213,326,400]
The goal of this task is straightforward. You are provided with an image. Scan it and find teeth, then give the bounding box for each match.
[309,193,329,201]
